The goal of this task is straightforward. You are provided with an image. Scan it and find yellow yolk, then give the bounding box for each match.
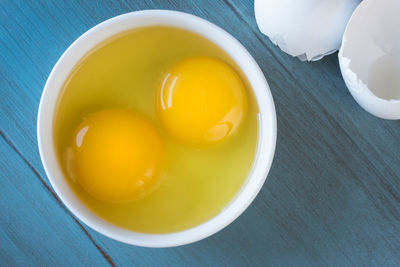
[71,109,164,203]
[157,56,247,146]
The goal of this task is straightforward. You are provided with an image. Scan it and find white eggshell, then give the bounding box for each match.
[339,0,400,119]
[254,0,361,61]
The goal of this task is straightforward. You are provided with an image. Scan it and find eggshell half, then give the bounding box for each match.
[339,0,400,119]
[255,0,361,61]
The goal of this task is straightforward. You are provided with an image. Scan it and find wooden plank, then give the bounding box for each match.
[1,0,400,265]
[227,0,400,179]
[0,136,111,266]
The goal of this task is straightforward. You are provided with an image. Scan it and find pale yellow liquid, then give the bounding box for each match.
[54,27,259,233]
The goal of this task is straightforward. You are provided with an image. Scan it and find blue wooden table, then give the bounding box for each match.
[1,0,400,266]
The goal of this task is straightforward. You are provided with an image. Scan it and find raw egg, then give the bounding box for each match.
[157,56,247,146]
[54,27,259,233]
[71,109,165,203]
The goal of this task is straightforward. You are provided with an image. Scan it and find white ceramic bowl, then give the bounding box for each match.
[37,10,277,247]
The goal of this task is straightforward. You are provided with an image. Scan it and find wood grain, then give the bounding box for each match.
[1,0,400,266]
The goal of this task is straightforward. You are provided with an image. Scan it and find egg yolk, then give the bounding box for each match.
[156,57,247,147]
[71,109,165,203]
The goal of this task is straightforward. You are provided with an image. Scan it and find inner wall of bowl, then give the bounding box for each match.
[41,11,275,246]
[342,0,400,101]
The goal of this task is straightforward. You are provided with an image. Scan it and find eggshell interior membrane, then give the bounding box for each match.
[255,0,360,61]
[339,0,400,119]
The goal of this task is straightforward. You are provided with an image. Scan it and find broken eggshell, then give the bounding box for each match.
[254,0,361,61]
[339,0,400,119]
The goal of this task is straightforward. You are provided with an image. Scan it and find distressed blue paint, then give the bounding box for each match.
[1,0,400,266]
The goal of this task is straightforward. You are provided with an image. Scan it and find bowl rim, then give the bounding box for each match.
[37,9,277,247]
